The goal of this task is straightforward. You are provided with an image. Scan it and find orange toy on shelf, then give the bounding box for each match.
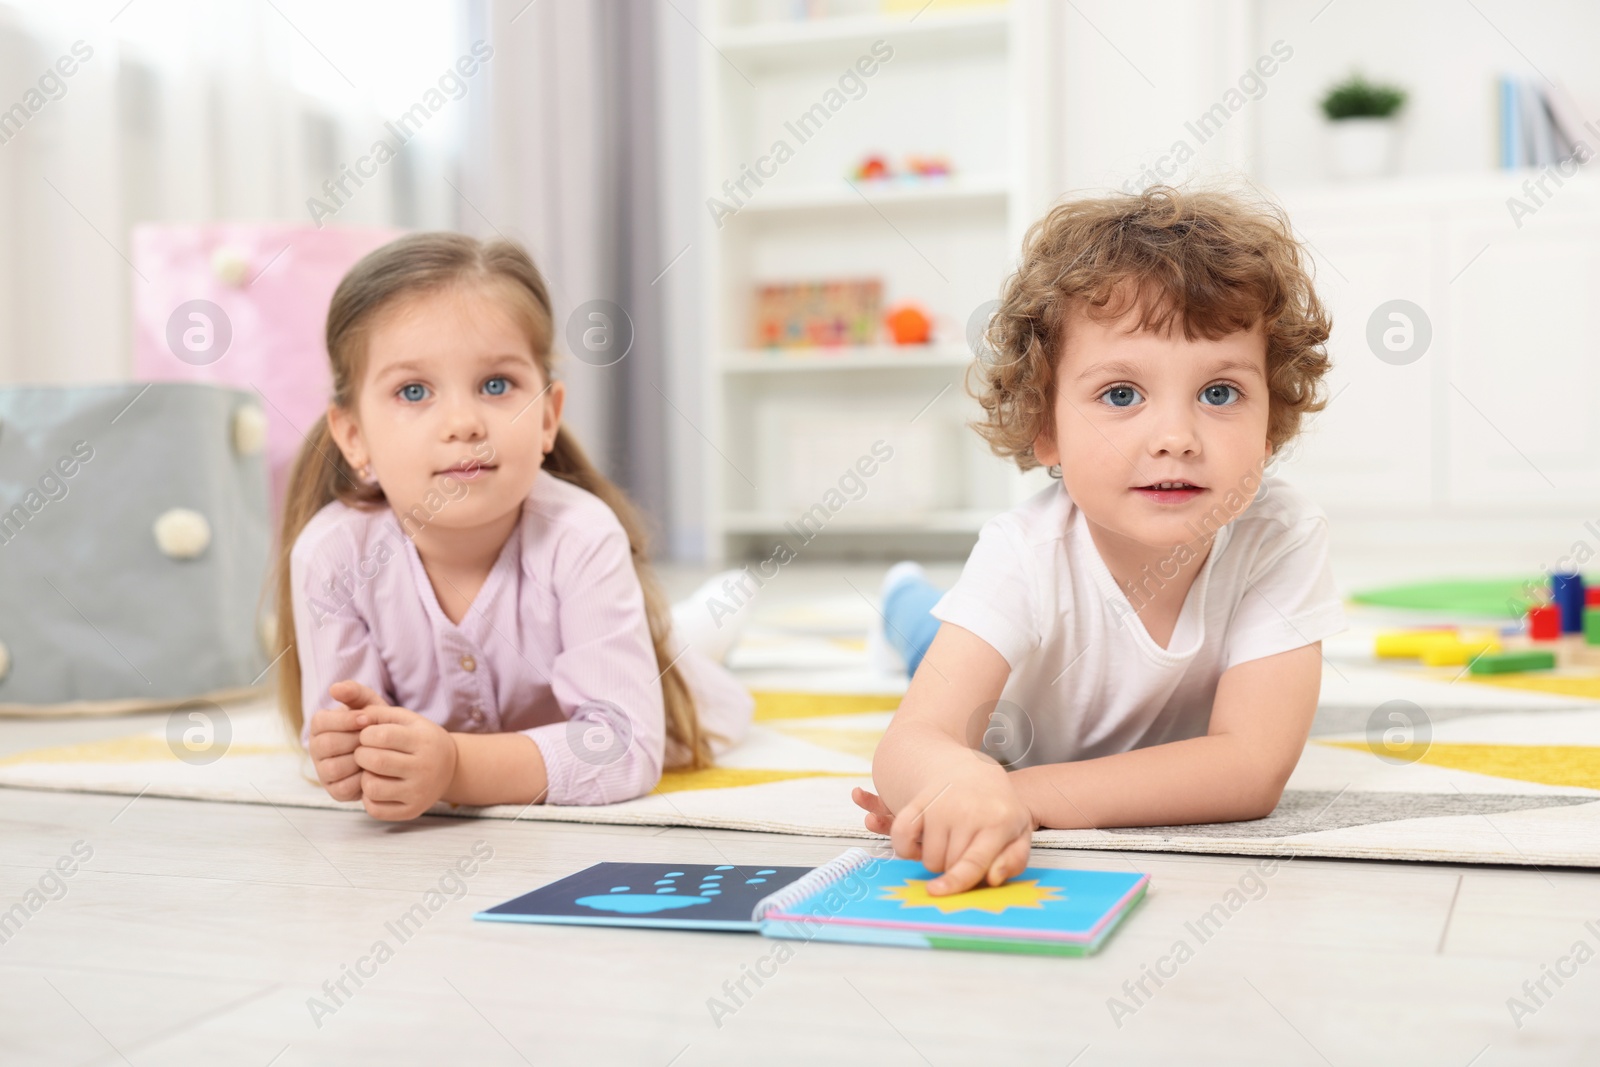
[883,303,931,345]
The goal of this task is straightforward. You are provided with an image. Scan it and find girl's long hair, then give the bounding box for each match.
[273,233,712,769]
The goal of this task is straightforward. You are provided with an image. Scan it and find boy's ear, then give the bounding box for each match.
[1031,424,1060,469]
[326,403,368,472]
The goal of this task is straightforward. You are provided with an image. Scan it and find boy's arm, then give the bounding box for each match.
[868,624,1041,892]
[1009,642,1323,829]
[872,622,1015,813]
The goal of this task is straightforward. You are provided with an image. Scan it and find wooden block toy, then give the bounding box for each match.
[1561,638,1600,669]
[1374,629,1457,658]
[1468,650,1557,675]
[1586,607,1600,646]
[1552,572,1586,633]
[1527,604,1562,641]
[1419,638,1501,667]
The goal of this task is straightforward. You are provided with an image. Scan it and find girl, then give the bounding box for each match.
[274,233,752,820]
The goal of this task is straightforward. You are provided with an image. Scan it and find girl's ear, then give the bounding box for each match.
[326,403,368,472]
[541,379,566,454]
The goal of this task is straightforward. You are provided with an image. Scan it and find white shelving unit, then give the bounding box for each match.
[697,0,1058,562]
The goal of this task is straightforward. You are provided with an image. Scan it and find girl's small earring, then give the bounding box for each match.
[361,463,376,484]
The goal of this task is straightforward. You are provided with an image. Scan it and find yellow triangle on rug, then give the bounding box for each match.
[752,691,900,722]
[653,766,865,794]
[0,735,286,766]
[1318,741,1600,791]
[1465,674,1600,700]
[764,725,885,762]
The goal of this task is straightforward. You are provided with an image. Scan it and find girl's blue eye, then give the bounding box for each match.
[483,376,510,396]
[399,383,429,402]
[1200,383,1239,406]
[1101,385,1142,408]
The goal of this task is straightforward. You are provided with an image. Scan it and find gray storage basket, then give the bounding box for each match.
[0,382,271,712]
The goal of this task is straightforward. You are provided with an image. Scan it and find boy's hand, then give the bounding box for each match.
[307,704,366,803]
[332,680,459,821]
[853,775,1035,895]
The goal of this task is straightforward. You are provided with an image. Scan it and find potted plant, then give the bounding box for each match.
[1320,73,1407,180]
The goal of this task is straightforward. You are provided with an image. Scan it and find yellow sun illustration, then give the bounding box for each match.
[879,878,1064,915]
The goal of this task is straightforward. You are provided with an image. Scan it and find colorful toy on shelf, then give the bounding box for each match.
[1469,650,1557,675]
[751,279,882,349]
[849,154,954,184]
[904,154,952,177]
[1551,572,1586,633]
[1527,603,1562,641]
[883,302,932,345]
[1586,607,1600,645]
[853,155,891,181]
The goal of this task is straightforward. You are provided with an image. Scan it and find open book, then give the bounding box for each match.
[476,848,1148,956]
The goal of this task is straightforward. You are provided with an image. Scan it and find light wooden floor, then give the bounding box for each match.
[3,563,1599,1064]
[3,753,1598,1062]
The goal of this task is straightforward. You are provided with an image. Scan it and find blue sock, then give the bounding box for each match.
[883,574,944,677]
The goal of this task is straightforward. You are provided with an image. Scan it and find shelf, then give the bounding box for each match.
[714,8,1010,68]
[722,344,972,374]
[731,173,1010,217]
[700,0,1035,562]
[724,509,991,535]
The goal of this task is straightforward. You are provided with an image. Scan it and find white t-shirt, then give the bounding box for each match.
[930,477,1347,768]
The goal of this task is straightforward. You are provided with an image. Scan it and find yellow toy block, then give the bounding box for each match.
[1419,638,1500,667]
[1374,630,1457,659]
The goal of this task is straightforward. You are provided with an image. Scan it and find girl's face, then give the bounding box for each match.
[328,282,564,536]
[1033,304,1272,554]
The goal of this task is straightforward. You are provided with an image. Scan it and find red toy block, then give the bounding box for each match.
[1528,604,1561,641]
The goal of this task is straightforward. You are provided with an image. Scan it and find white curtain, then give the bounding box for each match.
[0,0,699,553]
[0,0,465,385]
[463,0,682,543]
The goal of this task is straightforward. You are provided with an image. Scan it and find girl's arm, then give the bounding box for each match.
[1008,642,1323,829]
[340,684,550,817]
[443,732,549,807]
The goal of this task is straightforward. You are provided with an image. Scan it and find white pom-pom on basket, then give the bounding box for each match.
[232,404,268,456]
[153,508,212,560]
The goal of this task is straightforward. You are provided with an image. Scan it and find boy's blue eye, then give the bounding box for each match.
[483,376,510,396]
[1200,383,1239,406]
[399,383,429,402]
[1101,385,1142,408]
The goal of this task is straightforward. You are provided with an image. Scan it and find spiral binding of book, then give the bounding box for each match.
[750,847,876,919]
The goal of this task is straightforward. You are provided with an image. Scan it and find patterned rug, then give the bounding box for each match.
[3,662,1597,867]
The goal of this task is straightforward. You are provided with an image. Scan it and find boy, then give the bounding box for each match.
[855,186,1346,895]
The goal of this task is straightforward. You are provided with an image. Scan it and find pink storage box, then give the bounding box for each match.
[131,223,404,526]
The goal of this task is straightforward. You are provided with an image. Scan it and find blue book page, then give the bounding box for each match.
[475,862,813,931]
[765,859,1148,942]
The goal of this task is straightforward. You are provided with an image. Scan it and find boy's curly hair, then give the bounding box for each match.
[969,185,1332,468]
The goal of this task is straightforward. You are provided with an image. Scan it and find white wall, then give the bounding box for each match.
[1251,0,1600,189]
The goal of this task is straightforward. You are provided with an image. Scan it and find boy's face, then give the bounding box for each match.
[1033,303,1272,552]
[328,283,564,536]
